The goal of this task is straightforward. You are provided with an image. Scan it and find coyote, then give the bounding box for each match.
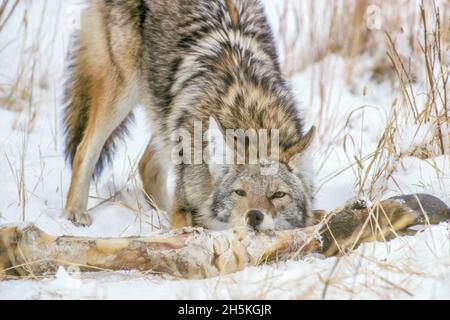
[64,0,316,230]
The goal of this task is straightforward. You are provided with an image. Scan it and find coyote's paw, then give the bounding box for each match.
[64,208,92,227]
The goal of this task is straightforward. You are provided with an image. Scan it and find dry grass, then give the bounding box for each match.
[1,1,50,112]
[1,0,62,223]
[272,1,449,299]
[0,0,448,299]
[349,1,448,201]
[274,0,449,204]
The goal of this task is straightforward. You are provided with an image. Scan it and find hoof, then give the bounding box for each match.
[389,194,450,224]
[342,198,368,211]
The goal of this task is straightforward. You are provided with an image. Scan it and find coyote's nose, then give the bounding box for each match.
[247,210,264,228]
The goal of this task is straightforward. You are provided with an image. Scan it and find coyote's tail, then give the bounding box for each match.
[63,40,89,168]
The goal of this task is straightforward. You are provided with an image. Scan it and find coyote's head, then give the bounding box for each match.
[204,117,316,231]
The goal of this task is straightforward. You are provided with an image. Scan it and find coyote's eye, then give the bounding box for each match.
[271,192,287,199]
[233,190,247,197]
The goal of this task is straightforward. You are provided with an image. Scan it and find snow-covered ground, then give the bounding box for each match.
[0,1,449,299]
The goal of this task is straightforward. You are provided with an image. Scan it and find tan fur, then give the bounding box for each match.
[225,0,240,30]
[170,209,192,229]
[64,1,140,225]
[282,126,316,163]
[139,140,170,212]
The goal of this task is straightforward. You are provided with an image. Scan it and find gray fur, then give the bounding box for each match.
[64,0,315,230]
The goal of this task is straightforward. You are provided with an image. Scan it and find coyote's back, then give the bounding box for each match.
[63,0,316,230]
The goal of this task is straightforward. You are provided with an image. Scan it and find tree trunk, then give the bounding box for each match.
[1,194,448,279]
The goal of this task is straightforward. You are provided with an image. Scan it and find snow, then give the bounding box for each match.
[0,0,449,300]
[396,123,436,155]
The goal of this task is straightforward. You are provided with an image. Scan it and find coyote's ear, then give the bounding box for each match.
[283,126,316,168]
[206,115,230,180]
